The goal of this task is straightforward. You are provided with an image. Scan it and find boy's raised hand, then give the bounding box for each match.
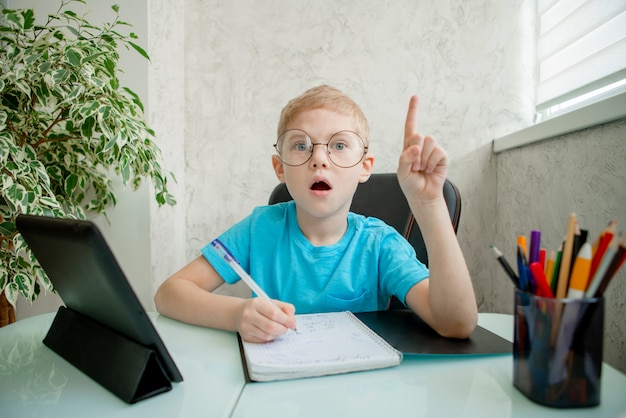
[397,95,448,204]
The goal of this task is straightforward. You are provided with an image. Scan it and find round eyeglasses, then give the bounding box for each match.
[273,129,368,168]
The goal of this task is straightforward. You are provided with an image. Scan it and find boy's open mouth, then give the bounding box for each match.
[311,181,331,191]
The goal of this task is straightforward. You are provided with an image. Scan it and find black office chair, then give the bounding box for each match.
[268,173,462,309]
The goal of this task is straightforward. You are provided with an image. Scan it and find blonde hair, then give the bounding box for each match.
[277,85,369,144]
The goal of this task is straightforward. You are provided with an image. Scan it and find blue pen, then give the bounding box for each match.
[519,245,536,294]
[210,239,272,302]
[517,245,529,292]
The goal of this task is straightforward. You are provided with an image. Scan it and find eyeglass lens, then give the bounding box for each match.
[275,130,366,168]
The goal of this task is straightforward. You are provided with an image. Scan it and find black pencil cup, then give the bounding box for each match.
[513,289,604,408]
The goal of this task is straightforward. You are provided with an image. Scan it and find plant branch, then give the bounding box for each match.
[32,107,70,148]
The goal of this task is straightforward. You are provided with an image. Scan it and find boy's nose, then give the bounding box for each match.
[309,143,329,167]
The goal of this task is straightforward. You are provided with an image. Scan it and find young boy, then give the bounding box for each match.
[155,85,477,343]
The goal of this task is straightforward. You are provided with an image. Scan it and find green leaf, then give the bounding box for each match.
[35,266,53,292]
[0,111,8,132]
[4,283,18,307]
[53,68,70,84]
[5,183,26,211]
[5,13,19,27]
[68,84,85,100]
[0,265,7,292]
[65,174,79,196]
[123,87,144,112]
[103,133,117,152]
[66,26,80,38]
[46,165,63,182]
[128,41,150,61]
[0,221,15,236]
[78,101,99,117]
[98,104,111,119]
[39,196,61,209]
[81,116,96,137]
[82,51,106,64]
[104,58,116,77]
[15,79,31,97]
[14,272,34,299]
[91,77,106,89]
[66,49,81,66]
[22,9,35,30]
[24,52,42,66]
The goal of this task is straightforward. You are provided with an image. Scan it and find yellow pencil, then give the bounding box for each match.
[545,250,556,288]
[555,213,577,299]
[567,242,592,298]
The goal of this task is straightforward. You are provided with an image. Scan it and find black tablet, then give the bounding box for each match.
[16,214,183,384]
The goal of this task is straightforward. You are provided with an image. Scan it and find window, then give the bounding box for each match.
[494,0,626,152]
[536,0,626,121]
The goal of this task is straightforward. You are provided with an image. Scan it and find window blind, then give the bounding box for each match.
[537,0,626,111]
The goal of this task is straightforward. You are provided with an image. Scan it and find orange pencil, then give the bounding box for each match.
[517,235,527,258]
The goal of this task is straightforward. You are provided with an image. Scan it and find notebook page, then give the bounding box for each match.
[242,311,401,372]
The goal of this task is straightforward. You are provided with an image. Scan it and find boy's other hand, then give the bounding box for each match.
[237,297,297,343]
[397,95,448,203]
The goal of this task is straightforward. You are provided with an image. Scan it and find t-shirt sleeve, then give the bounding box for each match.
[200,214,253,285]
[378,229,429,306]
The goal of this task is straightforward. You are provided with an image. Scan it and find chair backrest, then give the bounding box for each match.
[268,173,462,267]
[268,173,462,310]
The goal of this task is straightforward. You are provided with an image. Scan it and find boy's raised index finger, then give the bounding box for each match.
[404,95,420,146]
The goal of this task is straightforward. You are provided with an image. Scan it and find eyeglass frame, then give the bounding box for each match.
[273,129,369,168]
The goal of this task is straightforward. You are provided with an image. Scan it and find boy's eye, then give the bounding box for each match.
[330,142,346,151]
[294,142,310,152]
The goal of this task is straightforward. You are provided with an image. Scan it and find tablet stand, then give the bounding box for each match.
[43,306,172,403]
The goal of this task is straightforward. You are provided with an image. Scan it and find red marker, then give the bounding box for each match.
[529,262,554,298]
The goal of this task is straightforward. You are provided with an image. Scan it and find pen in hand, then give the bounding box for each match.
[210,239,297,332]
[211,239,272,302]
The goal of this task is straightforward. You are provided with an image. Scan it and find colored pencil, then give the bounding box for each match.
[555,213,577,299]
[567,242,592,299]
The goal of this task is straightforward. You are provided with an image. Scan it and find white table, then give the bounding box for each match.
[1,313,625,418]
[0,312,244,417]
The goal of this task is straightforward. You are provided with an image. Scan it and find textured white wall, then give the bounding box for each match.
[164,0,535,301]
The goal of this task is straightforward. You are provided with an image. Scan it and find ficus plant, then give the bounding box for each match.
[0,0,176,309]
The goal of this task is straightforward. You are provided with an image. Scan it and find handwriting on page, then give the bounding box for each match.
[242,312,393,367]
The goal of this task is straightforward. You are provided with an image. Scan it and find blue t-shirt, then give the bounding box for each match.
[201,201,429,314]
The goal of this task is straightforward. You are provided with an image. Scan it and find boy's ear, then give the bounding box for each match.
[359,153,375,183]
[272,154,286,183]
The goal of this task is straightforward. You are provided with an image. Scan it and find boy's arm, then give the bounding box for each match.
[398,95,477,339]
[154,256,296,342]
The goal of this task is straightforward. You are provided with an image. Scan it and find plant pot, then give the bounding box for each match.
[1,291,16,327]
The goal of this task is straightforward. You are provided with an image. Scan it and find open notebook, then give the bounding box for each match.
[239,311,402,382]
